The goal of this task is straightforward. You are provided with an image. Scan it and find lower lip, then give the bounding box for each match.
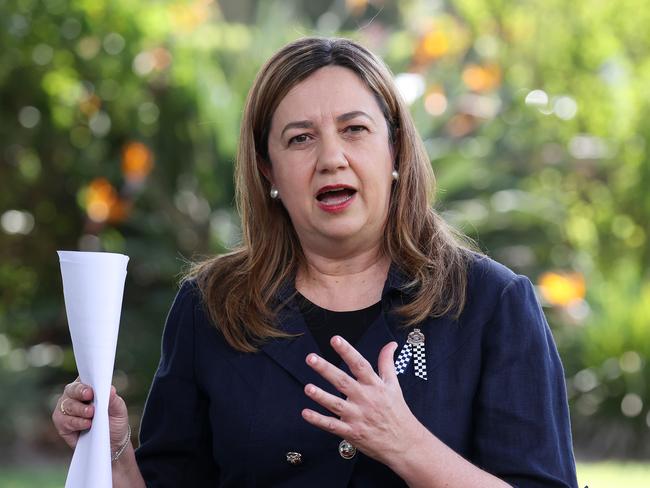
[316,193,356,213]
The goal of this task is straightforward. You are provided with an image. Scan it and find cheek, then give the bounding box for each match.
[360,176,392,216]
[361,159,393,194]
[375,171,394,211]
[274,169,314,216]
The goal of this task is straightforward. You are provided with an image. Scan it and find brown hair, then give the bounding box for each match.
[187,37,474,352]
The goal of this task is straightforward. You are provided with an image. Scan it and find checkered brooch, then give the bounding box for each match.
[394,328,427,381]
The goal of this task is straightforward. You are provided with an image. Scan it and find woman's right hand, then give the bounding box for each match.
[52,379,130,453]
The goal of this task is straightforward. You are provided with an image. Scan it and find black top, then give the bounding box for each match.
[296,293,382,365]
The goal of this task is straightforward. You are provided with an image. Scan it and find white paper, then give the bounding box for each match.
[58,251,129,488]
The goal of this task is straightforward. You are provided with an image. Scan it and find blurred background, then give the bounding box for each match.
[1,0,649,485]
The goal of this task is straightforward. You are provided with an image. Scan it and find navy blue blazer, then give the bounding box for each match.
[135,256,578,487]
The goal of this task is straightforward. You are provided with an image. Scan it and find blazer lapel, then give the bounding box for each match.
[261,300,336,394]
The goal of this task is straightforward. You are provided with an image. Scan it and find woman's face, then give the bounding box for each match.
[266,66,395,255]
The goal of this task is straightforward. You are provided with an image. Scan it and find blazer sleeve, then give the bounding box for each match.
[135,281,219,486]
[472,275,578,488]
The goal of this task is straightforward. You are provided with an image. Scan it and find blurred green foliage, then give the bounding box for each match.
[1,0,649,462]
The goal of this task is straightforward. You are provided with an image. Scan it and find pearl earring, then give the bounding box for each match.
[391,169,399,181]
[270,187,279,199]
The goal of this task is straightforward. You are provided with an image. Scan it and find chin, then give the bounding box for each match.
[317,220,371,242]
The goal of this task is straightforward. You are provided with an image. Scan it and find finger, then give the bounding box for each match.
[58,415,92,449]
[377,341,399,384]
[301,408,351,438]
[60,397,95,419]
[306,353,358,396]
[53,409,92,441]
[304,383,353,417]
[59,433,79,449]
[63,415,92,433]
[330,336,380,385]
[108,387,128,418]
[63,381,93,402]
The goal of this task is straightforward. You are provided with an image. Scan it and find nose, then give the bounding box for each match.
[315,132,349,173]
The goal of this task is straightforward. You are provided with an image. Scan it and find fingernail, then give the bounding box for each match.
[306,385,316,394]
[84,406,89,415]
[307,354,318,365]
[333,336,342,345]
[82,388,88,396]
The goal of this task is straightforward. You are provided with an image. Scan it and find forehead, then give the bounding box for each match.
[271,66,384,124]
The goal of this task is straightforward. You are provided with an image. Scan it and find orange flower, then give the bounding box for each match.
[121,142,154,184]
[107,199,131,223]
[84,178,130,224]
[412,17,469,67]
[462,64,501,92]
[538,272,586,307]
[85,178,117,223]
[415,30,450,63]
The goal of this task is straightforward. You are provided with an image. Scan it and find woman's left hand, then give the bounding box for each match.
[302,336,427,466]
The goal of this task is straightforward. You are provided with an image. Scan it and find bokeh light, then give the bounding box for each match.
[83,178,128,223]
[462,64,501,92]
[121,141,154,184]
[1,210,35,235]
[538,271,586,307]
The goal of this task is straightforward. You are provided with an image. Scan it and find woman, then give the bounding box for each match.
[52,37,578,487]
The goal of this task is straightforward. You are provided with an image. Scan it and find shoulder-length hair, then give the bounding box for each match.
[188,37,474,352]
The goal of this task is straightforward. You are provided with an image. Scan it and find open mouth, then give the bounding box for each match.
[316,187,357,205]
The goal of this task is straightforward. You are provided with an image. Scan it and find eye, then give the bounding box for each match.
[288,133,311,145]
[344,125,368,134]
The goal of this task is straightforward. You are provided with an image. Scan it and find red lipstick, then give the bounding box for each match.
[315,185,357,213]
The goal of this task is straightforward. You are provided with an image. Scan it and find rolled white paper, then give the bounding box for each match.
[58,251,129,488]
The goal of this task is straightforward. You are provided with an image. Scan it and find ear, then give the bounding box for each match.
[258,157,274,186]
[390,127,401,163]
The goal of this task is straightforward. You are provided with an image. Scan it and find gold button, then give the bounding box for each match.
[338,440,356,459]
[286,452,302,465]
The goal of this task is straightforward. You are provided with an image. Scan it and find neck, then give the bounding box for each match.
[296,243,390,311]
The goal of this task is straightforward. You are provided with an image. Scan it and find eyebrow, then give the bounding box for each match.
[280,111,375,138]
